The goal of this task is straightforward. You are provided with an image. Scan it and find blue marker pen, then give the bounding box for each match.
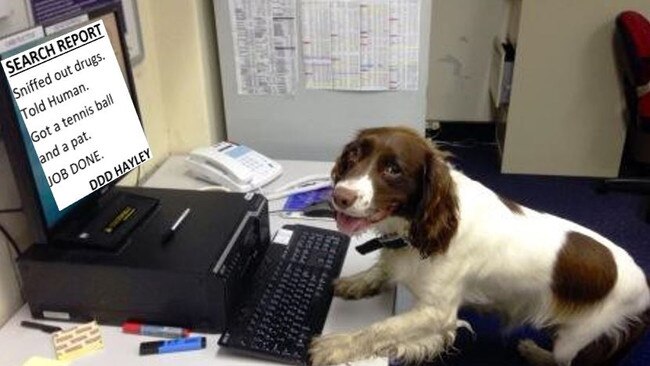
[139,336,206,355]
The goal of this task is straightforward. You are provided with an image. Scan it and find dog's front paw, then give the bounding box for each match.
[310,333,363,365]
[517,339,555,366]
[333,276,381,300]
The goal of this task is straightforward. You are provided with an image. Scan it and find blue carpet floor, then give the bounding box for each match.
[422,143,650,366]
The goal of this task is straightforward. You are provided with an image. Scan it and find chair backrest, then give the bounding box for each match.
[617,11,650,132]
[617,11,650,87]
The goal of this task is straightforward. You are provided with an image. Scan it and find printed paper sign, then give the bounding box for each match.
[1,20,150,210]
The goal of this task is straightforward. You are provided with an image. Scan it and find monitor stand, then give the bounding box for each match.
[50,190,159,251]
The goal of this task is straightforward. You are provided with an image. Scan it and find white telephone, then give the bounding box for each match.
[185,142,283,192]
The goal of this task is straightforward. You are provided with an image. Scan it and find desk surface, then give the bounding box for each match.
[0,157,391,366]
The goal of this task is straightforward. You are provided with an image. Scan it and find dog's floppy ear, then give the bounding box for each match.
[409,148,459,258]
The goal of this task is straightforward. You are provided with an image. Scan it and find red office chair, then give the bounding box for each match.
[600,10,650,222]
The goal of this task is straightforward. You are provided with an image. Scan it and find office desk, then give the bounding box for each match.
[0,157,392,366]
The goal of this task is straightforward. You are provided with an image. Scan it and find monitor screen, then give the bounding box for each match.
[0,7,139,232]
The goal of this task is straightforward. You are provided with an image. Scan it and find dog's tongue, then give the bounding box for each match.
[336,212,371,235]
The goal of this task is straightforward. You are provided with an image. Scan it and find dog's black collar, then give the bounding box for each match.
[356,235,408,255]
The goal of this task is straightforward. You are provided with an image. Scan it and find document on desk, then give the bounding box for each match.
[301,0,419,91]
[228,0,298,95]
[22,357,69,366]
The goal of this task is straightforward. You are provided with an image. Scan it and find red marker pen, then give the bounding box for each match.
[122,322,190,338]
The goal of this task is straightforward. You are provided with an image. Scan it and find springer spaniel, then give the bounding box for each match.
[309,127,650,366]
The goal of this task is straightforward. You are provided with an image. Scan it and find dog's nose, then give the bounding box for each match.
[332,187,358,209]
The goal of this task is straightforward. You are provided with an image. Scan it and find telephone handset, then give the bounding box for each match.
[185,142,283,192]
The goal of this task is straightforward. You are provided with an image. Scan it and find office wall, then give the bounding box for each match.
[426,0,511,123]
[0,144,29,326]
[120,0,225,184]
[502,1,650,177]
[143,0,225,154]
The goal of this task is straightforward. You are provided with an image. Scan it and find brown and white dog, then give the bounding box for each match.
[309,127,650,366]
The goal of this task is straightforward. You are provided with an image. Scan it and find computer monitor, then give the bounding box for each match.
[0,5,141,243]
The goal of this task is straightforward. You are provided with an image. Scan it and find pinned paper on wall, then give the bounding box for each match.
[228,0,299,95]
[301,0,420,91]
[331,0,361,90]
[361,0,390,90]
[301,0,333,89]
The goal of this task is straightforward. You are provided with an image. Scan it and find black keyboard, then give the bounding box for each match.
[219,224,350,365]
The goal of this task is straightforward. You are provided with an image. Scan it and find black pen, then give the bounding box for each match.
[21,320,62,334]
[162,208,191,243]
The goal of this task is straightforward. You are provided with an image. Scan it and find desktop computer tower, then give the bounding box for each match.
[17,187,270,333]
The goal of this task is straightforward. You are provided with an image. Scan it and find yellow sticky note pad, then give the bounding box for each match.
[52,321,104,361]
[22,356,69,366]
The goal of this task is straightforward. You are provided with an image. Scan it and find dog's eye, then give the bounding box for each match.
[384,163,402,177]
